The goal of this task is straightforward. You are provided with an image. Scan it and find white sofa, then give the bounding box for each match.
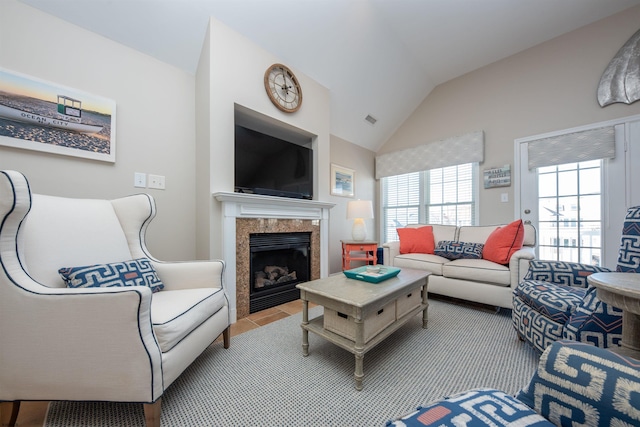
[383,223,536,309]
[0,170,230,427]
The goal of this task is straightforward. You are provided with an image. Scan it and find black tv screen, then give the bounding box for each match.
[234,125,313,199]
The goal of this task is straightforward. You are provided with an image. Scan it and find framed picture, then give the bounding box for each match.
[0,67,116,162]
[483,164,511,188]
[330,163,355,197]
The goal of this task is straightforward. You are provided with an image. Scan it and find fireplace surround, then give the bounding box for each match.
[214,192,334,321]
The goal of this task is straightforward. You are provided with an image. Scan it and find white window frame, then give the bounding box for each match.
[380,163,479,243]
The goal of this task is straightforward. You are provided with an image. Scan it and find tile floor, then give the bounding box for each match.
[11,299,314,427]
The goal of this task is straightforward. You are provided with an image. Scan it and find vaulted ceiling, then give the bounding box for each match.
[18,0,640,151]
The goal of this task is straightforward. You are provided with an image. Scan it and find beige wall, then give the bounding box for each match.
[328,135,376,274]
[379,5,640,225]
[0,0,197,261]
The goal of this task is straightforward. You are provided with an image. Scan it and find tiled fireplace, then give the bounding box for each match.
[213,192,334,321]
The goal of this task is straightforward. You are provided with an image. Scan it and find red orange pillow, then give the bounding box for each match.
[482,220,524,265]
[397,226,435,254]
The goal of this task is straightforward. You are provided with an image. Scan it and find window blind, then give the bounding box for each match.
[375,131,484,179]
[527,126,615,170]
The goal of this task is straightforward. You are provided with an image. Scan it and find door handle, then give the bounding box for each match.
[524,209,531,214]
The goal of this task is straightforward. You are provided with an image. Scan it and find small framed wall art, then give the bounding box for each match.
[330,163,355,197]
[0,67,116,163]
[483,164,511,188]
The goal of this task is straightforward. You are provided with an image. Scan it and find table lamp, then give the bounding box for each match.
[347,200,374,241]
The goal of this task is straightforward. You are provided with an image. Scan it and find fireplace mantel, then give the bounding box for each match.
[214,192,335,219]
[213,192,335,321]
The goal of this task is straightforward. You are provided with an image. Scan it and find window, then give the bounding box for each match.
[382,163,477,242]
[537,160,602,265]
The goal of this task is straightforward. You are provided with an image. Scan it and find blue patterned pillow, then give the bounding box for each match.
[517,340,640,426]
[386,388,553,426]
[617,205,640,272]
[434,241,484,260]
[59,258,164,293]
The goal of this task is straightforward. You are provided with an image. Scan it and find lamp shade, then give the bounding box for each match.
[347,200,374,220]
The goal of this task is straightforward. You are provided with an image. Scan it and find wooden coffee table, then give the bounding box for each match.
[296,268,430,390]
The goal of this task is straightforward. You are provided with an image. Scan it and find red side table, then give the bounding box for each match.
[341,240,378,270]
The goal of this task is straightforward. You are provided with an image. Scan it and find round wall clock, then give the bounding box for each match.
[264,63,302,113]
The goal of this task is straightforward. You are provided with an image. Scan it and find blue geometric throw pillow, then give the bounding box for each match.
[386,388,554,426]
[517,340,640,427]
[434,241,484,260]
[59,257,164,293]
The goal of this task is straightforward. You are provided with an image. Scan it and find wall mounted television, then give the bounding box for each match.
[234,125,313,200]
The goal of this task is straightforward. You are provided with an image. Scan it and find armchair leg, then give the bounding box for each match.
[223,326,231,349]
[143,399,161,427]
[0,401,20,427]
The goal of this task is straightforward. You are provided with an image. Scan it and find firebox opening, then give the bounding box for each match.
[249,232,311,313]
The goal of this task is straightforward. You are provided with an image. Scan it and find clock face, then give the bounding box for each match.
[264,64,302,113]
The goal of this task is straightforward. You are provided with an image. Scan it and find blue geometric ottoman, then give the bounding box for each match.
[385,388,553,426]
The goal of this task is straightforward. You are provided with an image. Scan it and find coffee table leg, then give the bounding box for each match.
[354,353,364,391]
[354,318,365,390]
[422,286,429,329]
[302,299,309,357]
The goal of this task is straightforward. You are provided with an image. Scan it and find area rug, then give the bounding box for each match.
[44,298,540,426]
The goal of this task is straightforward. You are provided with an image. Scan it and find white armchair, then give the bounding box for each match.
[0,170,230,427]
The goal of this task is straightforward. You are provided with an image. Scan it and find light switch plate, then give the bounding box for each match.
[134,172,146,188]
[501,193,508,203]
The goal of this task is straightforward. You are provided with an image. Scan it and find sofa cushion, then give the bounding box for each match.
[515,280,587,324]
[482,219,524,265]
[386,388,554,427]
[517,340,640,427]
[457,225,499,244]
[59,257,165,293]
[434,240,484,260]
[394,253,448,276]
[443,259,511,286]
[397,226,434,254]
[151,287,227,352]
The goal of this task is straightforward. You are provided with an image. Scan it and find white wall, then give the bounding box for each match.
[329,135,376,274]
[196,17,332,260]
[379,5,640,225]
[0,0,197,260]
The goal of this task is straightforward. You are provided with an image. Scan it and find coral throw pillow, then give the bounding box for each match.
[397,226,435,254]
[482,220,525,265]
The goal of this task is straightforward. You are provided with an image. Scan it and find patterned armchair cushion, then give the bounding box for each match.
[523,260,610,288]
[386,388,553,427]
[617,205,640,272]
[517,340,640,427]
[59,257,165,293]
[515,280,587,324]
[563,287,622,347]
[433,240,484,260]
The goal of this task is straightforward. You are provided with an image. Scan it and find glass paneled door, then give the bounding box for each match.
[515,120,639,270]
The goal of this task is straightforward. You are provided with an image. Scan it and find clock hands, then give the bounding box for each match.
[279,70,292,96]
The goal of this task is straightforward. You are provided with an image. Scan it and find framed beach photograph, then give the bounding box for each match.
[330,163,355,197]
[0,67,116,162]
